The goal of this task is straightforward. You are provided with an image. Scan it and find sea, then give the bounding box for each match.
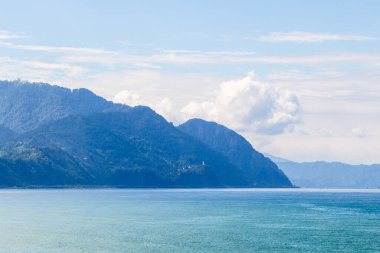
[0,189,379,253]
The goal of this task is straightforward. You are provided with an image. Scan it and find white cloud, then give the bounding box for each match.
[155,97,174,119]
[60,51,380,66]
[158,49,256,56]
[257,32,376,42]
[1,41,112,55]
[348,127,366,138]
[2,36,380,67]
[0,33,112,55]
[180,72,301,135]
[0,30,25,40]
[262,69,380,119]
[111,72,301,135]
[0,57,87,81]
[251,53,380,65]
[113,90,144,106]
[113,89,178,122]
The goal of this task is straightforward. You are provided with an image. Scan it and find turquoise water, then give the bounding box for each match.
[0,189,379,253]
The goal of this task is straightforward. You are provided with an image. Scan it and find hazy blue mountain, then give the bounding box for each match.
[267,154,380,188]
[0,148,89,187]
[0,80,294,188]
[0,125,15,143]
[178,119,293,187]
[0,80,129,133]
[0,107,248,187]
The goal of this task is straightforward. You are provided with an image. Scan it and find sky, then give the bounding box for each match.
[0,0,379,164]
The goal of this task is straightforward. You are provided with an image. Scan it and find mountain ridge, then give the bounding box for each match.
[0,80,129,133]
[178,118,293,187]
[268,154,380,188]
[0,80,293,188]
[0,107,248,187]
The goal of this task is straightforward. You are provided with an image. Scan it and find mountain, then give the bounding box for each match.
[178,119,293,187]
[0,106,248,187]
[0,80,128,133]
[0,80,293,188]
[0,125,15,143]
[268,155,380,188]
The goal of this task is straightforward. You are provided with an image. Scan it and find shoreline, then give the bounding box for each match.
[0,187,379,193]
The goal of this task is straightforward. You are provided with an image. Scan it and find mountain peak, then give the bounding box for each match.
[0,80,129,132]
[178,118,293,187]
[0,81,294,188]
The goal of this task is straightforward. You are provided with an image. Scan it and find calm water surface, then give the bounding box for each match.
[0,189,379,253]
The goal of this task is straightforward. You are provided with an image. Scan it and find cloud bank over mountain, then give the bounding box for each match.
[114,72,301,135]
[181,72,300,135]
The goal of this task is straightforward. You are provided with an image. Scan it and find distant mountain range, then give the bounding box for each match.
[0,80,293,188]
[267,154,380,189]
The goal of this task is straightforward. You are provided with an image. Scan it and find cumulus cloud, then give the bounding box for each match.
[112,72,300,134]
[113,90,144,107]
[181,72,301,135]
[155,97,174,118]
[348,127,366,138]
[113,90,178,122]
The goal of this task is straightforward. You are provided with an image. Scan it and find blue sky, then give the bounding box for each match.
[1,0,379,52]
[1,0,380,164]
